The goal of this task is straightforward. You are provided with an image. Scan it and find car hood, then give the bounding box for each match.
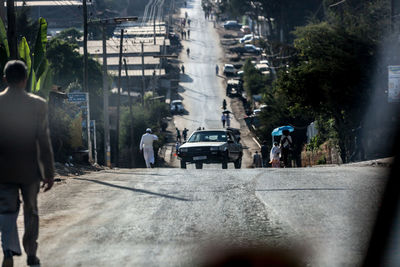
[180,142,226,148]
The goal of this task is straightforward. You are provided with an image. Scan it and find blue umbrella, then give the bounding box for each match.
[271,125,294,136]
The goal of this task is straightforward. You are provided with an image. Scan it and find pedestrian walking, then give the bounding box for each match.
[183,128,189,142]
[185,11,188,19]
[183,30,186,40]
[269,142,281,168]
[280,130,293,167]
[222,99,227,110]
[188,19,191,27]
[226,113,231,127]
[261,141,268,167]
[181,65,185,74]
[216,64,219,75]
[253,151,262,168]
[175,141,181,154]
[181,29,184,39]
[140,128,158,168]
[0,60,55,267]
[186,47,190,57]
[187,29,190,39]
[184,1,187,7]
[176,128,182,142]
[221,113,226,128]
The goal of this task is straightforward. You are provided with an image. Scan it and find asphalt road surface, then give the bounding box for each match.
[174,0,240,134]
[13,166,388,266]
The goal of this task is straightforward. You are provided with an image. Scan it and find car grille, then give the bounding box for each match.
[188,147,210,153]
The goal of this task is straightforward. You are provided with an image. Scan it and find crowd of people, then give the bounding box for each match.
[253,130,293,168]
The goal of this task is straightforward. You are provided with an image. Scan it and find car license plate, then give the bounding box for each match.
[193,156,207,161]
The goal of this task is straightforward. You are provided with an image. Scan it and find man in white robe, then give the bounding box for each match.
[140,128,158,168]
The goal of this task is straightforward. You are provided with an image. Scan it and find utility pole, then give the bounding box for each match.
[123,58,135,167]
[90,16,138,168]
[115,29,124,167]
[153,16,156,44]
[82,0,93,164]
[102,22,111,167]
[6,0,17,59]
[141,42,145,106]
[392,0,396,33]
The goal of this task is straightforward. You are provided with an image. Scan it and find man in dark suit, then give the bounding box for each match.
[0,60,54,266]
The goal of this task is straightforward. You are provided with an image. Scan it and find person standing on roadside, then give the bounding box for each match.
[253,151,262,168]
[261,141,268,167]
[140,128,158,168]
[216,64,219,75]
[269,142,281,168]
[0,60,55,267]
[182,128,189,142]
[221,113,226,128]
[187,29,190,39]
[176,128,182,142]
[280,130,293,167]
[226,113,231,127]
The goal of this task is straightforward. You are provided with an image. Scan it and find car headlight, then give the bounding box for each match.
[180,148,188,152]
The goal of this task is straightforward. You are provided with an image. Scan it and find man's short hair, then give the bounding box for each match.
[4,60,28,85]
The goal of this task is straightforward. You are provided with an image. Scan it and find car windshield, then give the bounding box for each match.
[188,131,227,142]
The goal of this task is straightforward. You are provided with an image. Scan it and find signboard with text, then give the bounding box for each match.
[388,65,400,103]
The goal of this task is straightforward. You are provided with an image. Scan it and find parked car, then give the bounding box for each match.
[229,46,246,54]
[255,63,270,75]
[223,20,242,30]
[239,34,260,44]
[237,70,244,77]
[259,60,269,66]
[177,129,243,169]
[223,64,236,76]
[244,44,262,54]
[170,100,184,114]
[240,25,251,34]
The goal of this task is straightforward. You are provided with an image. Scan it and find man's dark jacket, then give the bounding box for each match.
[0,88,54,184]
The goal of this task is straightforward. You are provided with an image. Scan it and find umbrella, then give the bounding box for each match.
[222,110,231,114]
[271,125,294,136]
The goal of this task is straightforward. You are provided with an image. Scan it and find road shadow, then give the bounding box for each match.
[74,177,192,201]
[256,188,349,192]
[180,73,193,83]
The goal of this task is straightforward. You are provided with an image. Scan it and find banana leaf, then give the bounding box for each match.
[35,64,52,97]
[0,18,9,79]
[18,37,31,77]
[0,18,10,58]
[33,17,48,79]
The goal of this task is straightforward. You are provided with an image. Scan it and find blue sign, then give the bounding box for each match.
[68,93,87,102]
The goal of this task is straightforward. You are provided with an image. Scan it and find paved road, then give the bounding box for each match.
[174,0,236,131]
[13,166,388,266]
[169,0,259,169]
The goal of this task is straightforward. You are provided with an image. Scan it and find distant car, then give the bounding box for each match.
[239,34,260,44]
[170,100,184,114]
[237,70,244,77]
[259,60,269,66]
[240,25,251,34]
[244,44,262,54]
[223,20,242,30]
[177,129,243,169]
[226,79,243,97]
[223,64,236,76]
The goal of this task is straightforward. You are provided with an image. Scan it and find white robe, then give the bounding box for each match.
[140,133,158,168]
